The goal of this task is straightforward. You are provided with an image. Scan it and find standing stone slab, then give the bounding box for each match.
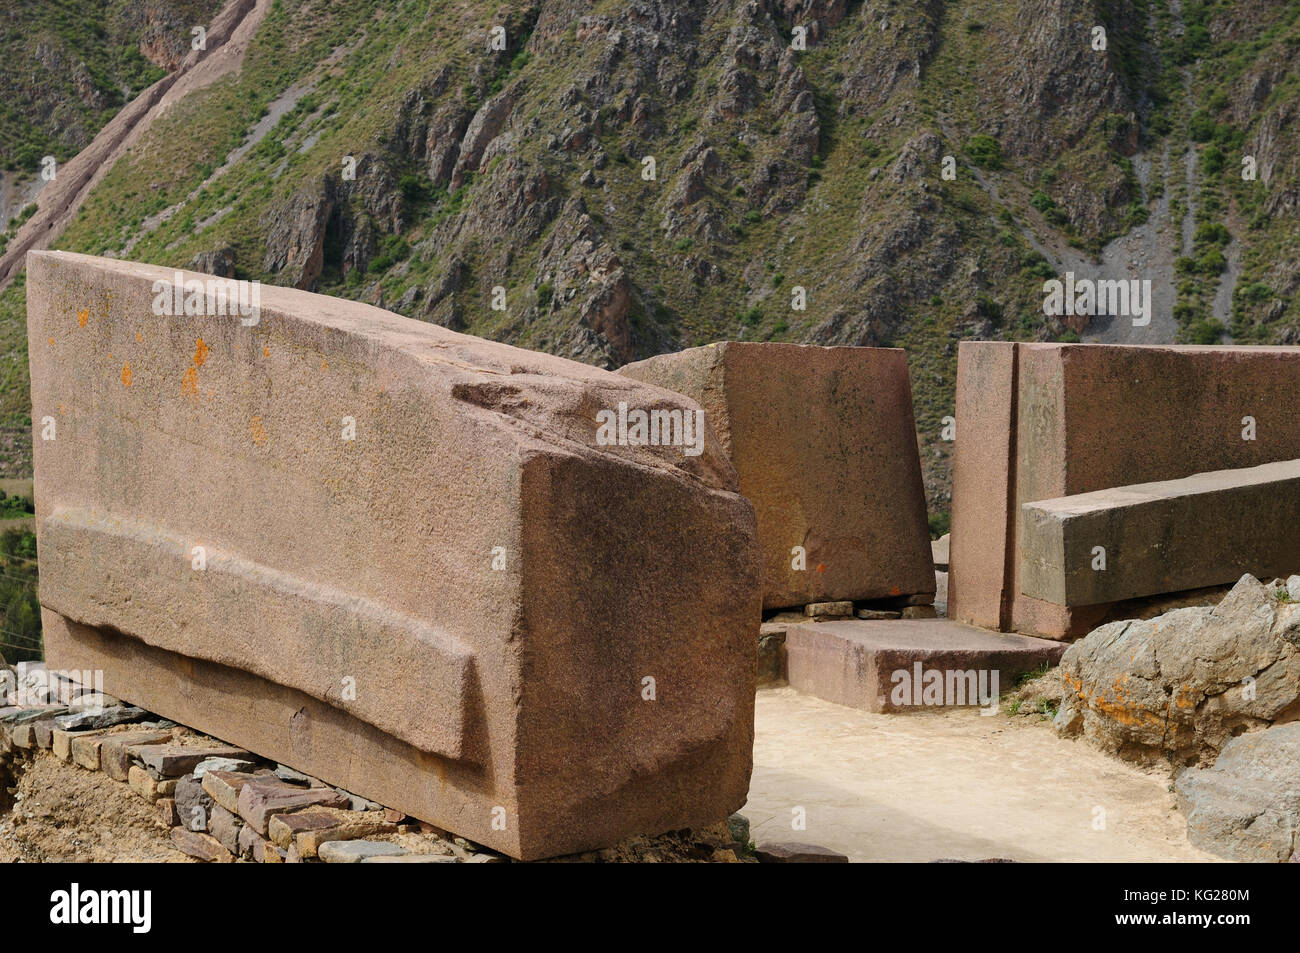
[950,342,1300,638]
[948,342,1018,631]
[620,342,934,610]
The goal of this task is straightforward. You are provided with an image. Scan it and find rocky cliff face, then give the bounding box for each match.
[6,0,1300,512]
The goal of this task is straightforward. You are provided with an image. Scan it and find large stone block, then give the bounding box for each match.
[947,342,1017,631]
[620,342,934,610]
[950,342,1300,638]
[1021,459,1300,606]
[784,618,1065,713]
[28,250,761,860]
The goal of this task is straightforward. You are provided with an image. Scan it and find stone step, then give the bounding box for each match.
[1020,458,1300,607]
[784,619,1066,713]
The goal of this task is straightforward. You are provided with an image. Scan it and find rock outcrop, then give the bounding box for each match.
[1055,574,1300,765]
[1175,721,1300,862]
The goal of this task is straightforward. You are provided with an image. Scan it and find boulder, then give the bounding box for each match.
[1175,722,1300,862]
[1057,575,1300,764]
[27,251,760,860]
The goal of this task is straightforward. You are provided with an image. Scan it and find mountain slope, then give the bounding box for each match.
[3,0,1299,523]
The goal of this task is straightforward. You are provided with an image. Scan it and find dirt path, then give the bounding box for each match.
[0,0,272,289]
[745,687,1219,862]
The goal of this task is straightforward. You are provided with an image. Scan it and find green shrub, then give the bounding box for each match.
[964,135,1002,169]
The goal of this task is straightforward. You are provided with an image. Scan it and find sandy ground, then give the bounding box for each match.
[0,752,190,862]
[745,686,1219,863]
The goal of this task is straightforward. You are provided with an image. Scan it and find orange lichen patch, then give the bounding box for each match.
[77,308,89,328]
[182,365,199,397]
[193,338,209,368]
[136,332,143,343]
[890,586,901,596]
[321,359,328,370]
[249,416,268,446]
[121,363,133,388]
[47,337,54,347]
[815,563,826,573]
[263,346,270,357]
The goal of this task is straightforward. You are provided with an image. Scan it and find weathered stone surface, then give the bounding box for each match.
[754,841,849,863]
[238,824,283,863]
[856,609,901,620]
[54,705,147,731]
[265,804,400,857]
[68,692,123,711]
[99,730,171,781]
[293,809,400,858]
[267,807,342,849]
[202,769,269,814]
[948,341,1018,632]
[127,765,177,802]
[32,251,760,860]
[785,619,1066,713]
[70,731,109,769]
[9,709,65,749]
[1057,575,1300,764]
[133,744,250,778]
[757,622,787,685]
[620,342,933,610]
[951,342,1300,638]
[32,717,61,749]
[1175,722,1300,862]
[805,601,854,619]
[208,805,244,856]
[1022,460,1300,606]
[51,728,78,761]
[170,828,233,862]
[193,756,259,778]
[318,840,408,863]
[237,778,349,835]
[363,853,460,863]
[173,775,215,833]
[157,797,178,828]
